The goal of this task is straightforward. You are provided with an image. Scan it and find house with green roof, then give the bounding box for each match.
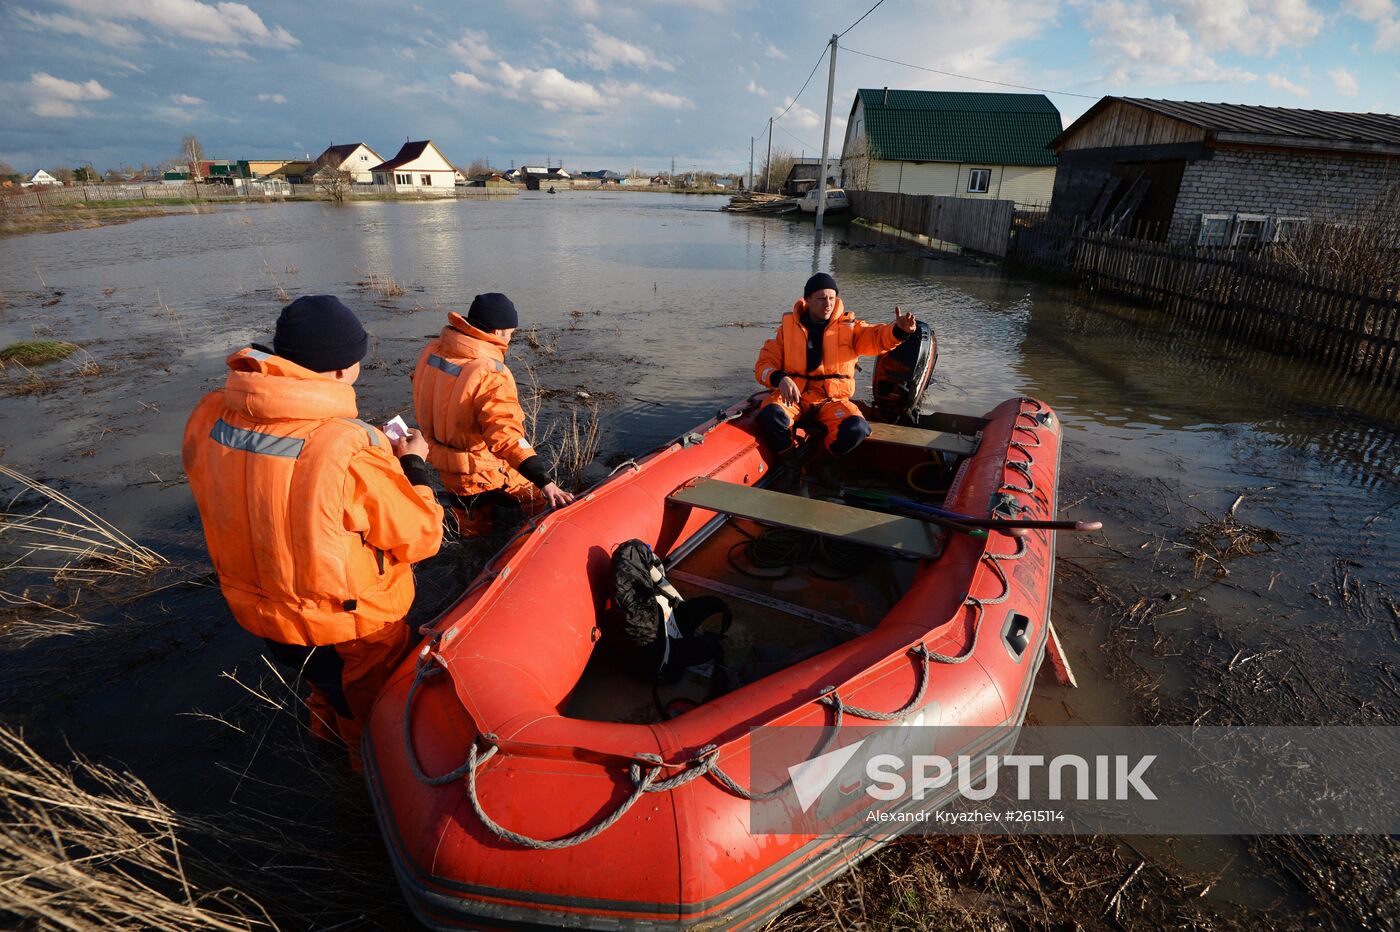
[839,89,1062,208]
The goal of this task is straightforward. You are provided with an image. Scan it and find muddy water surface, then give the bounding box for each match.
[1,192,1397,926]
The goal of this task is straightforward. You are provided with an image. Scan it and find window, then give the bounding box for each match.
[967,168,991,193]
[359,154,368,161]
[1270,217,1307,242]
[1232,214,1269,247]
[1197,213,1231,246]
[421,174,432,186]
[395,173,411,185]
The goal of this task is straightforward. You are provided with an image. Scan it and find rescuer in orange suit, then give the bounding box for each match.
[413,293,575,536]
[183,295,444,769]
[754,272,916,456]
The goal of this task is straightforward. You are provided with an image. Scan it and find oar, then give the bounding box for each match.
[842,490,987,539]
[845,489,1102,534]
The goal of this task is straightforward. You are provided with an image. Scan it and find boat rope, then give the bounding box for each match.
[818,644,932,720]
[401,658,475,786]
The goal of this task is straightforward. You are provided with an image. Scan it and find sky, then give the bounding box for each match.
[1,0,1397,175]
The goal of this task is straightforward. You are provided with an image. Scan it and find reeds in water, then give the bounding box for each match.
[0,465,167,580]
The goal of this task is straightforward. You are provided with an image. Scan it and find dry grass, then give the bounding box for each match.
[0,464,167,580]
[0,340,78,366]
[356,272,405,299]
[0,359,55,397]
[1178,494,1282,579]
[0,724,271,930]
[548,406,602,487]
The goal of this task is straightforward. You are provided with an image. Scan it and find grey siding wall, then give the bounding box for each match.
[1170,148,1398,242]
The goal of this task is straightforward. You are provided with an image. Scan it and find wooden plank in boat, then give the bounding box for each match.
[866,422,978,456]
[668,478,942,559]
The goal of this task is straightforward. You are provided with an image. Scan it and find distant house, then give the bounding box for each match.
[580,169,624,183]
[370,140,457,194]
[467,172,515,189]
[267,161,312,184]
[1047,97,1400,244]
[840,89,1062,208]
[521,166,572,190]
[781,158,832,196]
[620,175,651,187]
[238,159,292,180]
[24,169,62,187]
[307,143,385,184]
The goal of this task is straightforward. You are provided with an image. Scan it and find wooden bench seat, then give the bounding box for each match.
[865,422,979,456]
[668,477,942,559]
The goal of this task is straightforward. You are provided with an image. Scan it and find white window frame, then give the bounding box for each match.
[1231,213,1270,247]
[421,174,432,186]
[395,173,411,185]
[1269,216,1307,243]
[1196,213,1232,246]
[967,168,992,194]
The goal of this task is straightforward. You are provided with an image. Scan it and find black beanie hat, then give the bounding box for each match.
[804,272,839,297]
[273,295,368,372]
[466,293,519,331]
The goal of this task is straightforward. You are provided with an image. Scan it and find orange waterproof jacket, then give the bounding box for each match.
[412,313,536,496]
[754,297,903,405]
[183,349,444,647]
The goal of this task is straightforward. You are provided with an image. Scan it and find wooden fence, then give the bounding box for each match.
[1008,214,1400,387]
[847,191,1016,257]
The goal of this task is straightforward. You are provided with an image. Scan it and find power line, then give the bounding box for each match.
[760,44,829,136]
[843,46,1100,99]
[839,0,888,38]
[773,121,818,152]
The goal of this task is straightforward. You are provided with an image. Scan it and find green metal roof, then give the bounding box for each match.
[855,89,1062,166]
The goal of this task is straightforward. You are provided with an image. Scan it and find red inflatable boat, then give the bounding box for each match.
[364,387,1065,929]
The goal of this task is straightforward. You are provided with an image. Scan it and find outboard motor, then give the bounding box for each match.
[872,321,936,423]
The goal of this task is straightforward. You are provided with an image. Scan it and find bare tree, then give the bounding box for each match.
[180,134,204,183]
[758,147,795,195]
[1271,180,1400,289]
[0,160,18,183]
[841,135,876,192]
[465,158,496,178]
[314,166,354,203]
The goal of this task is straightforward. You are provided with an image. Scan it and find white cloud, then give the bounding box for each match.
[495,61,605,110]
[765,43,787,60]
[1171,0,1322,55]
[27,71,113,118]
[776,98,822,131]
[485,135,502,145]
[601,80,693,108]
[397,46,416,61]
[570,0,601,15]
[448,29,497,64]
[1329,67,1359,95]
[50,0,297,48]
[451,71,491,92]
[257,92,287,103]
[15,9,145,46]
[579,24,674,71]
[1265,72,1309,96]
[746,80,768,96]
[1344,0,1394,19]
[1075,0,1256,84]
[170,93,205,105]
[1379,19,1400,47]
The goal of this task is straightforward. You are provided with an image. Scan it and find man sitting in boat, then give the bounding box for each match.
[412,293,575,536]
[183,295,445,770]
[754,272,916,456]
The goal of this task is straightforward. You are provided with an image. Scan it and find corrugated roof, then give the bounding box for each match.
[855,90,1062,166]
[1118,98,1400,145]
[370,141,441,173]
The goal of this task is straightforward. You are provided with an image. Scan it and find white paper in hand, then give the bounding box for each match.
[383,415,410,443]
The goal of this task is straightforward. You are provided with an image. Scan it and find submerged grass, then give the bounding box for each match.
[0,340,78,366]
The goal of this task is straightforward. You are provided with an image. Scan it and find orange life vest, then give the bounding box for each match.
[754,297,902,405]
[412,313,536,496]
[183,349,439,646]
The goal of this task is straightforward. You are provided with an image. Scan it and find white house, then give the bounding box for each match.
[369,140,457,195]
[308,143,385,184]
[840,89,1063,208]
[24,169,62,187]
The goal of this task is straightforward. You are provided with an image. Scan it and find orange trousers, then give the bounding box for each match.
[267,620,412,771]
[759,393,864,452]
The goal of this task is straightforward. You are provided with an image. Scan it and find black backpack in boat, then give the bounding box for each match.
[606,539,731,684]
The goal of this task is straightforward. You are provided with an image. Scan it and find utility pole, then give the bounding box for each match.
[764,117,773,194]
[749,136,755,190]
[815,33,839,234]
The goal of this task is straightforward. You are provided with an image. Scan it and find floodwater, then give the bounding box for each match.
[1,192,1397,926]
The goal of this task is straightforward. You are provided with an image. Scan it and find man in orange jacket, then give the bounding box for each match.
[754,272,916,456]
[413,293,574,536]
[183,295,444,768]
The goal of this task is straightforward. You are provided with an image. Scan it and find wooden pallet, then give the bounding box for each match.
[668,478,941,559]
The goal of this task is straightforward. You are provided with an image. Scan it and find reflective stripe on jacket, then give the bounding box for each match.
[183,348,443,646]
[754,297,902,404]
[412,312,535,496]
